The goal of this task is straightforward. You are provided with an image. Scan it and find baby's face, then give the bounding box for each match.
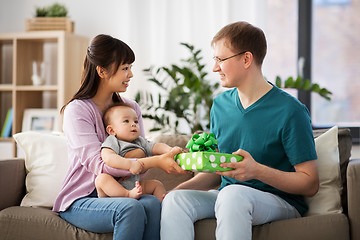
[109,106,140,142]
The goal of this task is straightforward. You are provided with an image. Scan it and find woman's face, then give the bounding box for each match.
[106,63,134,93]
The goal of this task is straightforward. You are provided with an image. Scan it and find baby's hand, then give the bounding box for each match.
[129,160,143,174]
[171,146,184,153]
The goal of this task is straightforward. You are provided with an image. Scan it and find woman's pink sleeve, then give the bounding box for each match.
[63,101,131,177]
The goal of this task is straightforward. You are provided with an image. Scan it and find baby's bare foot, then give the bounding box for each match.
[128,181,142,199]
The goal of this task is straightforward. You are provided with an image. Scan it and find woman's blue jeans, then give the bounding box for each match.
[59,192,161,240]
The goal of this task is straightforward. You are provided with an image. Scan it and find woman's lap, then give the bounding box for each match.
[60,194,161,240]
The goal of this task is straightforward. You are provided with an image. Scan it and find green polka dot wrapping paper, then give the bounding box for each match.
[174,152,243,172]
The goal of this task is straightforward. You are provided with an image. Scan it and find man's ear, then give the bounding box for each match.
[106,125,115,135]
[96,66,106,78]
[243,52,253,69]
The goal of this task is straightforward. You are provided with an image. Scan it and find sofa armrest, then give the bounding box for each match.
[347,158,360,240]
[0,159,26,210]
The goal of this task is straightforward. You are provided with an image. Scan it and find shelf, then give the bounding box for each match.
[15,85,58,91]
[0,85,58,91]
[0,31,68,40]
[0,31,89,158]
[0,84,13,91]
[0,137,13,142]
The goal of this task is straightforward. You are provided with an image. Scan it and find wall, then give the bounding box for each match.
[0,0,267,99]
[0,0,268,136]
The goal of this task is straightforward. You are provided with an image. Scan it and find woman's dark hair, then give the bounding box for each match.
[61,34,135,112]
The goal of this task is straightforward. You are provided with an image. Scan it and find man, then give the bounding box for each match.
[161,21,319,240]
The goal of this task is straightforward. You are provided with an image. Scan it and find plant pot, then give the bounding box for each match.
[25,17,74,32]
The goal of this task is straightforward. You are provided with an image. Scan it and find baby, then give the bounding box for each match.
[95,102,179,201]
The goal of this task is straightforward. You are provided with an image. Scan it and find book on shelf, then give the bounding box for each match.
[1,108,13,138]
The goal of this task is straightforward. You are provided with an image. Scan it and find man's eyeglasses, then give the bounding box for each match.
[213,51,248,64]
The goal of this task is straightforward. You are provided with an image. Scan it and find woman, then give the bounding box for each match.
[52,34,185,240]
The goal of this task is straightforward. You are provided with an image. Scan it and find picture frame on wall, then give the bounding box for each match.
[22,108,59,132]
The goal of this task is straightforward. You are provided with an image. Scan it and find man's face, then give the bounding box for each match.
[212,38,245,88]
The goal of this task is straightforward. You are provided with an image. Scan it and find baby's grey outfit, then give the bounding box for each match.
[101,135,154,189]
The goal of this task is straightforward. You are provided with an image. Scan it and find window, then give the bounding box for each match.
[263,1,298,87]
[312,0,360,142]
[265,0,359,143]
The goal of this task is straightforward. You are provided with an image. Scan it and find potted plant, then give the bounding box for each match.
[35,3,68,17]
[26,3,74,32]
[135,43,220,134]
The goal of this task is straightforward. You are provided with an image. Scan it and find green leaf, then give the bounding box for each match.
[47,3,68,17]
[284,77,294,88]
[194,50,201,57]
[135,92,140,103]
[158,93,162,106]
[319,88,332,101]
[294,76,302,89]
[275,76,282,88]
[311,83,320,92]
[302,79,311,90]
[35,7,48,17]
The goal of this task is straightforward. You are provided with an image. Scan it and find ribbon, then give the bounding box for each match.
[185,132,218,152]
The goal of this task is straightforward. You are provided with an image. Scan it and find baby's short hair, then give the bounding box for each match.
[103,102,134,127]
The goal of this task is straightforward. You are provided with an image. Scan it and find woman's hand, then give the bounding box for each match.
[158,147,188,174]
[216,149,261,181]
[129,160,144,175]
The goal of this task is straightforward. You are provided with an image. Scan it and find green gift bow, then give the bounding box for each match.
[185,132,218,152]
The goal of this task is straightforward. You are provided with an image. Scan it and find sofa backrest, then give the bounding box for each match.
[0,159,26,210]
[1,129,352,213]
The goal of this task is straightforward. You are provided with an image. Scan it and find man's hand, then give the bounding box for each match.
[216,149,260,181]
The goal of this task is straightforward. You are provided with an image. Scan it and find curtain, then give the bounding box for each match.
[112,0,267,98]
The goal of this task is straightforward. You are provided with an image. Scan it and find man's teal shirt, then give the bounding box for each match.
[210,84,317,216]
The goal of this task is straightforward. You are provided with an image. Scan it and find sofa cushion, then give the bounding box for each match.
[305,126,343,216]
[0,206,112,240]
[193,213,349,240]
[13,131,69,208]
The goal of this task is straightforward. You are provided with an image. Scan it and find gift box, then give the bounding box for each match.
[175,152,243,172]
[174,132,243,172]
